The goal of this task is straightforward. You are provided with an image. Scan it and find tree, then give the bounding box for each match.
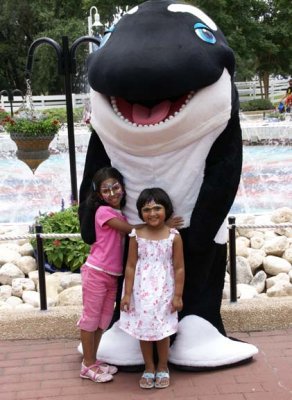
[252,0,292,98]
[0,0,89,95]
[0,0,290,97]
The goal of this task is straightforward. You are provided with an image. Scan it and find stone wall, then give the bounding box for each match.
[0,207,291,312]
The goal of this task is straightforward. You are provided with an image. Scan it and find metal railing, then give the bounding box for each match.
[1,219,292,310]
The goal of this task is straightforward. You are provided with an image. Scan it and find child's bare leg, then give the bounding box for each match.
[94,328,103,358]
[155,337,170,388]
[80,329,97,366]
[139,340,155,388]
[140,340,155,372]
[156,336,169,371]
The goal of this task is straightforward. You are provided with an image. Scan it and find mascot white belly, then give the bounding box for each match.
[78,0,258,369]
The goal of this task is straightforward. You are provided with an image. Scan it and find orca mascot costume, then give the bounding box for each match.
[78,0,258,369]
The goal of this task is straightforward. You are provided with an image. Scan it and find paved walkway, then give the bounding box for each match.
[0,329,292,400]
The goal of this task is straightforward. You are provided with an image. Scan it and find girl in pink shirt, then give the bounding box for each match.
[78,167,138,383]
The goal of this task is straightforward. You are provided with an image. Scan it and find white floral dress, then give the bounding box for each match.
[119,228,179,341]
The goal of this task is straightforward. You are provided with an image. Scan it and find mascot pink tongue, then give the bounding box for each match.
[79,0,258,371]
[132,100,171,124]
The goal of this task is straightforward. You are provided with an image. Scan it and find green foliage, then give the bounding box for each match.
[32,205,90,272]
[0,108,9,124]
[266,111,286,121]
[240,99,274,111]
[43,106,84,124]
[0,0,291,95]
[2,115,61,136]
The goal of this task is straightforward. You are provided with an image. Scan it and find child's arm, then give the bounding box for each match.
[120,237,138,311]
[171,234,185,313]
[107,217,144,234]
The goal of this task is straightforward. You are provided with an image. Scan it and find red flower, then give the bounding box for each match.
[53,240,61,247]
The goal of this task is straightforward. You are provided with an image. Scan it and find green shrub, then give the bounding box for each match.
[240,99,274,111]
[3,115,61,136]
[43,107,83,124]
[0,109,9,125]
[31,205,90,272]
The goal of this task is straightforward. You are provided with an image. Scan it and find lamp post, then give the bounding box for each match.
[0,89,23,116]
[25,35,100,203]
[88,6,103,53]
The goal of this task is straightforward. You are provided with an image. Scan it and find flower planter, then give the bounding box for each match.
[10,132,55,172]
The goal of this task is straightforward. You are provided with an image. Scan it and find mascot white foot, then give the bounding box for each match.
[168,316,258,369]
[78,316,258,370]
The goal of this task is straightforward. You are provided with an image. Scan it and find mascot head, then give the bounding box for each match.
[87,0,236,124]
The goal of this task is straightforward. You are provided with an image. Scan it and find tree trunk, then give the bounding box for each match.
[262,71,270,99]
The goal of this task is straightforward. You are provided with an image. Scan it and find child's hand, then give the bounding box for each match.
[171,295,183,313]
[166,215,184,229]
[120,295,131,312]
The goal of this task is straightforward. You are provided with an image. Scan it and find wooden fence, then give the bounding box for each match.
[0,79,289,112]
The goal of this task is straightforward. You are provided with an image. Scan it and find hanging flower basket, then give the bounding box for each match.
[3,116,61,172]
[1,79,61,172]
[9,132,56,172]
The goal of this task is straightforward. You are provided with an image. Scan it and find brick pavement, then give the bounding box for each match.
[0,329,292,400]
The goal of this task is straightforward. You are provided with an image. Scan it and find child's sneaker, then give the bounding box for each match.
[80,362,113,383]
[95,360,118,375]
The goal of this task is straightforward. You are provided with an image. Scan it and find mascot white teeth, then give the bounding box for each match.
[78,0,258,370]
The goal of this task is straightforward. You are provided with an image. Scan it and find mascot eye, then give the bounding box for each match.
[99,25,115,48]
[194,23,216,44]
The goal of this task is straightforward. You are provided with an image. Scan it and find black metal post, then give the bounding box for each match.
[35,225,47,310]
[8,91,14,116]
[25,35,101,204]
[62,36,78,202]
[228,216,237,302]
[0,89,23,116]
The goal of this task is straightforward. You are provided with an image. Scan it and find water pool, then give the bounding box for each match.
[0,146,291,223]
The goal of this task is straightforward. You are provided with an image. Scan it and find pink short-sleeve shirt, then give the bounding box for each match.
[86,206,127,275]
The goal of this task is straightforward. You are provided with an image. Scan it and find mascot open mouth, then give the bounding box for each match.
[110,92,194,126]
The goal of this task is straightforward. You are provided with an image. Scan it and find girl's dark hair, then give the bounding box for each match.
[86,167,126,210]
[136,188,174,221]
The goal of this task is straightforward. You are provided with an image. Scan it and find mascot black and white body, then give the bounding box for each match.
[79,0,258,369]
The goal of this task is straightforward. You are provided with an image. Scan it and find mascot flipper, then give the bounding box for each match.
[78,0,258,370]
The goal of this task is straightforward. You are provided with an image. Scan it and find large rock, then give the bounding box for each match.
[0,285,12,301]
[6,296,23,307]
[0,248,21,266]
[266,273,289,289]
[263,256,291,275]
[16,256,37,275]
[283,248,292,264]
[237,284,259,299]
[19,242,34,256]
[28,270,50,285]
[22,290,56,308]
[60,273,82,289]
[11,278,35,298]
[0,263,25,285]
[247,248,265,273]
[250,270,267,293]
[271,207,292,223]
[267,281,292,297]
[263,236,288,256]
[37,274,63,302]
[234,256,253,284]
[58,285,82,306]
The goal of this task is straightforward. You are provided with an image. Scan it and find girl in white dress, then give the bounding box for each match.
[119,188,185,389]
